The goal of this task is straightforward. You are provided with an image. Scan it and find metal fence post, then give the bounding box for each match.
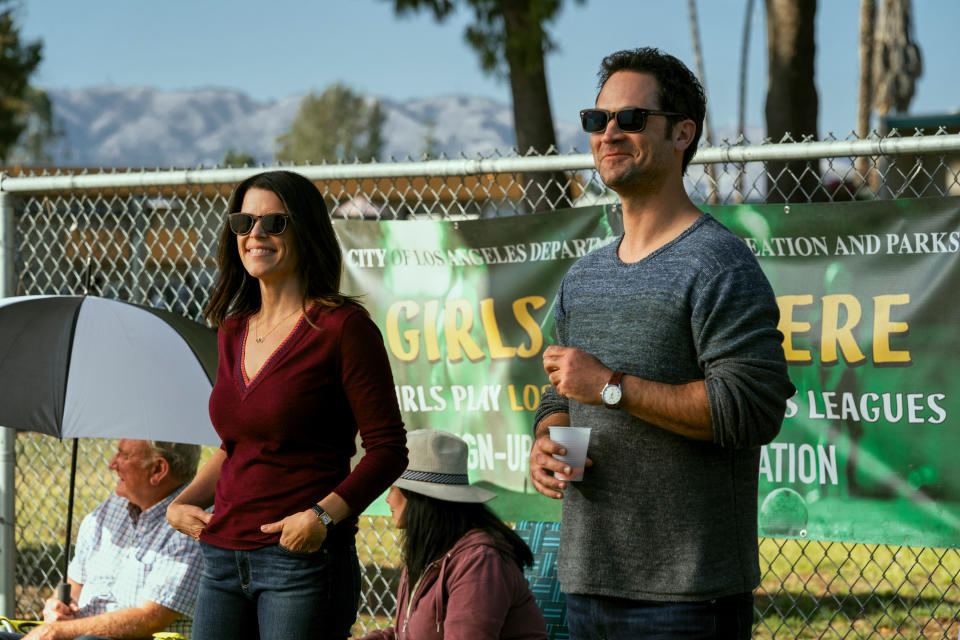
[0,185,17,617]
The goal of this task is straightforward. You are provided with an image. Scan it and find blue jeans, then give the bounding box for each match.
[193,540,361,640]
[566,591,754,640]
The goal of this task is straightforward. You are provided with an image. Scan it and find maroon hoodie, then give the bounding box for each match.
[360,529,547,640]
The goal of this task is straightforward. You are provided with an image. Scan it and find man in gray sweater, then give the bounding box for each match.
[529,48,795,639]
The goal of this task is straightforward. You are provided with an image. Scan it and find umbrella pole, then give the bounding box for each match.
[58,439,79,604]
[60,261,89,604]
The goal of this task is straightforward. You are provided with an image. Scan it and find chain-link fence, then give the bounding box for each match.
[2,131,960,638]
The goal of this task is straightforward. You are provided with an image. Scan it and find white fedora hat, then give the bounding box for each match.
[394,430,496,504]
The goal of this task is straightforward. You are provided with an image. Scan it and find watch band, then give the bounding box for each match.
[602,371,624,409]
[311,504,334,528]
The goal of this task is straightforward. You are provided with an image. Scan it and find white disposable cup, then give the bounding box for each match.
[549,426,591,481]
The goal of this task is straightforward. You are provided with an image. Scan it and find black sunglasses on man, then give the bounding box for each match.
[580,107,687,134]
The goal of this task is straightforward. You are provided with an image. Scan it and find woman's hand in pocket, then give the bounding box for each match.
[261,510,326,552]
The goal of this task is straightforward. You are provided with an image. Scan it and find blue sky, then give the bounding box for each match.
[19,0,960,139]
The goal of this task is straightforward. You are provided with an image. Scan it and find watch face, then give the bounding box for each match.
[312,505,333,526]
[602,384,621,405]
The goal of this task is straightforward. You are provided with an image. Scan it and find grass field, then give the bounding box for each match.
[11,435,960,638]
[754,538,960,638]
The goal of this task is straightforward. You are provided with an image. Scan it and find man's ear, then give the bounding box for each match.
[149,456,170,486]
[673,119,697,152]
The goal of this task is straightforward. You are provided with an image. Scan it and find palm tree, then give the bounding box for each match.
[764,0,820,203]
[869,0,923,196]
[856,0,877,190]
[735,0,757,203]
[687,0,719,204]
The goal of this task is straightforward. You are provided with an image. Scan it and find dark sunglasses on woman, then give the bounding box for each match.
[228,212,290,236]
[580,107,686,134]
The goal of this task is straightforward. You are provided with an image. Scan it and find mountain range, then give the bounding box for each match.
[45,87,589,168]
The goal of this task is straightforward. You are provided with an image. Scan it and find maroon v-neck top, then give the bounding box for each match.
[201,302,407,549]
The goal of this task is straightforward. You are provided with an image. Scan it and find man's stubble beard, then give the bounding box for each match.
[602,160,667,196]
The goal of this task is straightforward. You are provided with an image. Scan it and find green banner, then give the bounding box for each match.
[338,206,617,522]
[339,197,960,547]
[707,197,960,547]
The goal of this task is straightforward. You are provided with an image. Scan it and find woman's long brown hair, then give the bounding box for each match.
[205,170,362,327]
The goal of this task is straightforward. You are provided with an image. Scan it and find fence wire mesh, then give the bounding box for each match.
[4,132,960,638]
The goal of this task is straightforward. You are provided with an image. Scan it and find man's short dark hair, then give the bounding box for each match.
[597,47,706,173]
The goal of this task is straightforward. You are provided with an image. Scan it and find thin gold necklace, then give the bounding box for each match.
[255,307,302,343]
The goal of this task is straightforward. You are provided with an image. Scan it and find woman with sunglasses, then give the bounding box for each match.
[167,170,408,639]
[358,429,546,640]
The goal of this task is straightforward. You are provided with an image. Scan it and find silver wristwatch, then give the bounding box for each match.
[311,504,334,528]
[601,371,624,409]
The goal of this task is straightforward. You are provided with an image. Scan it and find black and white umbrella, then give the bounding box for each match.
[0,295,219,445]
[0,295,220,601]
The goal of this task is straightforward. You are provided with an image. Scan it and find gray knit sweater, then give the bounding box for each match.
[534,213,794,602]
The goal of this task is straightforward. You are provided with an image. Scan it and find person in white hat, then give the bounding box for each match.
[358,430,547,640]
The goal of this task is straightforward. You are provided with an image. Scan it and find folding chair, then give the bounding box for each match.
[0,618,186,639]
[513,520,568,640]
[0,618,41,634]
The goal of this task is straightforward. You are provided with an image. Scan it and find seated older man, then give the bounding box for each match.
[2,439,203,640]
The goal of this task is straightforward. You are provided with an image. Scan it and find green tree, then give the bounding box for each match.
[221,148,257,167]
[275,83,382,164]
[0,0,47,163]
[364,100,384,161]
[421,117,440,160]
[9,85,58,165]
[383,0,584,211]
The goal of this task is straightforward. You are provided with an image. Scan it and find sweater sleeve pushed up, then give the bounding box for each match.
[694,262,795,449]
